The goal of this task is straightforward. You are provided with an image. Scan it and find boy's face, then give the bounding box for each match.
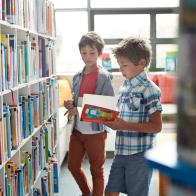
[80,45,99,68]
[117,56,145,80]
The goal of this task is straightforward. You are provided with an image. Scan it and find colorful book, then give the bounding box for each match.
[81,104,119,123]
[79,94,119,123]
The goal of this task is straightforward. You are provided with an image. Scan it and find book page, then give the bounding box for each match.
[82,94,117,110]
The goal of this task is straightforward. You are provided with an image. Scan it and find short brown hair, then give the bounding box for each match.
[112,37,152,66]
[79,31,105,55]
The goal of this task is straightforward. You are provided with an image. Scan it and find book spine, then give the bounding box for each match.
[4,105,12,158]
[53,161,59,193]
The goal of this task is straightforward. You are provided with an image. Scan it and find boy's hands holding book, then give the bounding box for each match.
[103,118,127,130]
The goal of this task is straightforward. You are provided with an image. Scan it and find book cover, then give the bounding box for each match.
[79,94,119,123]
[81,104,119,123]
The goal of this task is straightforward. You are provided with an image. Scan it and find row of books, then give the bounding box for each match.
[0,0,55,36]
[41,157,59,196]
[3,119,58,196]
[0,33,55,91]
[0,79,58,163]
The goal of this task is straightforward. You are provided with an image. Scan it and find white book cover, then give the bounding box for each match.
[82,94,117,110]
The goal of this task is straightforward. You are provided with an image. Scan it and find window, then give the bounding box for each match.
[55,12,88,73]
[51,0,87,9]
[91,0,179,8]
[53,0,179,73]
[156,14,179,38]
[94,14,150,39]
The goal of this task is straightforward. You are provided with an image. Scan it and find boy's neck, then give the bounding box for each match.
[84,65,98,74]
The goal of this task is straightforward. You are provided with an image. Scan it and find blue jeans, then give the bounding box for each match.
[105,152,152,196]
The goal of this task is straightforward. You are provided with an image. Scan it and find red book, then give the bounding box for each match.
[81,104,119,123]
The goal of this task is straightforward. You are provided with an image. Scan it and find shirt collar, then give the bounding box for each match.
[124,71,147,87]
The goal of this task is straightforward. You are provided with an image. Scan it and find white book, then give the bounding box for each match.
[82,94,117,110]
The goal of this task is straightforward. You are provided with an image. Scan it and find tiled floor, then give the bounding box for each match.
[55,156,159,196]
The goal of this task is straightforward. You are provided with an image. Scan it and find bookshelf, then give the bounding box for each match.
[145,142,196,194]
[0,0,59,195]
[145,0,196,195]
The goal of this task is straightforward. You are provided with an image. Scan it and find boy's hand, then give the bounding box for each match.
[104,118,127,130]
[68,107,78,116]
[64,99,74,110]
[64,99,75,116]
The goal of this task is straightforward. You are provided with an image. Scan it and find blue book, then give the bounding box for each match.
[1,45,7,90]
[19,96,26,139]
[17,169,23,196]
[53,162,59,193]
[24,41,29,82]
[41,176,48,196]
[5,173,8,196]
[27,96,33,135]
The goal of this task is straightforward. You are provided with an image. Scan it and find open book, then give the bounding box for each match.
[79,94,119,123]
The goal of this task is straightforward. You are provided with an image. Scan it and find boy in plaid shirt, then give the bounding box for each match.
[104,37,162,196]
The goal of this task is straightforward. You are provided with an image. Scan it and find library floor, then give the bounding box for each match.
[55,156,159,196]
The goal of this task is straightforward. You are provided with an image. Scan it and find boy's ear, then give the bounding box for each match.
[138,59,146,67]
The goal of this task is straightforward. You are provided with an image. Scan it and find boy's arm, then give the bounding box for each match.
[104,111,162,133]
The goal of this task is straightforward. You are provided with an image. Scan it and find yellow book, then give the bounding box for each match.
[3,112,7,160]
[21,151,30,193]
[1,34,11,88]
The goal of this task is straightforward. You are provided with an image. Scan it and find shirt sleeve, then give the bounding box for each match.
[145,86,162,115]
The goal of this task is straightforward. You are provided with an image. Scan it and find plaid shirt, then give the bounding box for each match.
[115,71,162,155]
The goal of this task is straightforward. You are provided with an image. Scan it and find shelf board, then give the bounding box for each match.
[145,142,196,190]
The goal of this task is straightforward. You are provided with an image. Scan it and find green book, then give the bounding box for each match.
[24,41,29,82]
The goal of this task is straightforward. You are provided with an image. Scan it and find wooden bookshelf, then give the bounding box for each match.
[0,0,59,195]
